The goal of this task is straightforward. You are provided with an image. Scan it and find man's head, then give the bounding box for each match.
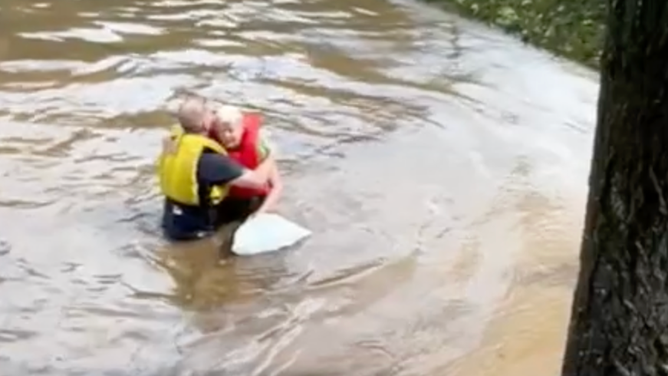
[211,104,245,149]
[174,95,215,134]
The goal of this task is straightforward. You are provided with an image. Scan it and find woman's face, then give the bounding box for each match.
[214,120,244,149]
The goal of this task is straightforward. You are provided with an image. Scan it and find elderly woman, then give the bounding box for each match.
[208,103,283,220]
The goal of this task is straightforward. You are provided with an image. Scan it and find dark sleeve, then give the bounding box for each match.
[197,152,244,185]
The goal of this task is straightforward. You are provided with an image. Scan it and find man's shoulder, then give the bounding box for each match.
[198,152,227,173]
[197,151,243,183]
[198,151,224,164]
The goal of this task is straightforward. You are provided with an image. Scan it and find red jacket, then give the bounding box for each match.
[210,113,271,199]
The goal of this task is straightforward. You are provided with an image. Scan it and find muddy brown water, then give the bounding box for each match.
[0,0,600,375]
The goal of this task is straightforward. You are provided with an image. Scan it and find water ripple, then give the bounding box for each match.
[0,0,598,374]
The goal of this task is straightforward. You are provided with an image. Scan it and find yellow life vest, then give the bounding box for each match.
[157,125,229,206]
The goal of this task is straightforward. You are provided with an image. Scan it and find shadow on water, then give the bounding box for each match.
[0,0,599,374]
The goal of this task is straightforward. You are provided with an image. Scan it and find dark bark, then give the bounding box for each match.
[561,1,668,375]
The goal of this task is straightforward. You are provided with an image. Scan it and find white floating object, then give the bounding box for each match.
[232,213,311,256]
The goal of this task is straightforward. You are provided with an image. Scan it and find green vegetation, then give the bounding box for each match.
[425,0,606,69]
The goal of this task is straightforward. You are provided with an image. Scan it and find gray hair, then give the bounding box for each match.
[213,103,244,129]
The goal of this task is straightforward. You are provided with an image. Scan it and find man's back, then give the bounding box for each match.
[162,151,243,240]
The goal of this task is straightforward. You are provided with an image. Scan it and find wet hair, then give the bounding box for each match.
[176,95,212,133]
[213,104,244,129]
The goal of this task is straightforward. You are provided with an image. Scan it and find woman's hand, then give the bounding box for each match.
[256,159,283,214]
[162,136,178,154]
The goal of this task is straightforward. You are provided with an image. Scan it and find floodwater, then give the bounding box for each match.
[0,0,600,375]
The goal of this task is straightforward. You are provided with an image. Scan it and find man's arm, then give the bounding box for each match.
[231,163,272,189]
[198,153,271,189]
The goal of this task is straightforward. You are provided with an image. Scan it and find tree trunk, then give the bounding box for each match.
[561,1,668,375]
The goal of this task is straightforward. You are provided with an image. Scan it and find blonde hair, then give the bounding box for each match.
[213,103,244,129]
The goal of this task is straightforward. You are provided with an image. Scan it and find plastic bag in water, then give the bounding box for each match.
[231,213,311,256]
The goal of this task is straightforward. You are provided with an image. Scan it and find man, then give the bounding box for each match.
[157,95,273,241]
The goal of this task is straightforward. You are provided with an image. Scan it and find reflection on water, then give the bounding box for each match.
[0,0,599,374]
